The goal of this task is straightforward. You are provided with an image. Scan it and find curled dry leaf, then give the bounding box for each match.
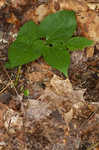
[51,75,72,96]
[39,75,85,105]
[50,75,84,102]
[39,75,85,124]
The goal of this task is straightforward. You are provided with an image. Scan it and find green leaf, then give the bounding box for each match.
[17,21,40,41]
[66,37,94,51]
[5,10,94,77]
[5,40,44,68]
[39,10,77,42]
[43,44,70,76]
[24,89,29,96]
[5,21,44,68]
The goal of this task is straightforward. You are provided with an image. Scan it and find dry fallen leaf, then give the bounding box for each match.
[6,13,20,25]
[25,61,53,83]
[25,100,52,121]
[0,0,6,9]
[38,75,85,124]
[4,109,23,134]
[50,75,85,102]
[0,103,8,128]
[86,46,94,57]
[10,0,28,9]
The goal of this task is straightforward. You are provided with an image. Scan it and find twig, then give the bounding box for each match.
[0,62,19,96]
[14,66,22,86]
[79,110,97,130]
[87,142,99,150]
[0,82,11,94]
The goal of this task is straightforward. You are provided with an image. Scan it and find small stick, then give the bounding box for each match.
[0,82,11,94]
[87,142,99,150]
[0,62,19,96]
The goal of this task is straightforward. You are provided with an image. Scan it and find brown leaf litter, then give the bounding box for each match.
[0,74,99,149]
[0,0,99,149]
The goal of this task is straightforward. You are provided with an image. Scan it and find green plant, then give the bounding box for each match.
[5,10,93,76]
[24,89,29,96]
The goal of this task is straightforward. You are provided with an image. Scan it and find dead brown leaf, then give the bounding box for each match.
[86,46,94,57]
[25,100,52,121]
[39,75,85,124]
[0,0,6,9]
[6,13,20,26]
[4,108,23,134]
[0,103,8,128]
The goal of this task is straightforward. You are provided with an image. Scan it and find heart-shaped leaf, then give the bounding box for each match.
[39,10,77,42]
[43,44,70,76]
[5,40,44,68]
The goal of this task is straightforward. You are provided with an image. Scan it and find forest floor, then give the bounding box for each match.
[0,0,99,149]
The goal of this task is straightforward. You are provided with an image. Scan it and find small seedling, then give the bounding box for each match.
[24,89,29,97]
[5,10,93,76]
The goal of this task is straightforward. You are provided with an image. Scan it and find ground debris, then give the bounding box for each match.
[0,75,89,150]
[0,0,99,149]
